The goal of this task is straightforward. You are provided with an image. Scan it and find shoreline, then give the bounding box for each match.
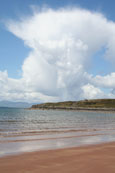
[1,129,115,158]
[0,142,115,173]
[28,107,115,113]
[29,99,115,113]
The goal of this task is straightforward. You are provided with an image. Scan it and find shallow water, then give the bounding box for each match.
[0,108,115,157]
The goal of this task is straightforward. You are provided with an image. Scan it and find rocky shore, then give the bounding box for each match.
[29,99,115,112]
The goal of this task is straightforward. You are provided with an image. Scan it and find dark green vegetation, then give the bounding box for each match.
[31,99,115,111]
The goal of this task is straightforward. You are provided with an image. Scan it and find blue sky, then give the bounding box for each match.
[0,0,115,102]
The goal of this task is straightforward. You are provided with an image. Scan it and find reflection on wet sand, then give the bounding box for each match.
[1,131,115,157]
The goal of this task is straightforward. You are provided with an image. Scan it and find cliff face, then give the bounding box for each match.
[31,99,115,110]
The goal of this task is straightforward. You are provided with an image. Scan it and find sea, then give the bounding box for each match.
[0,107,115,157]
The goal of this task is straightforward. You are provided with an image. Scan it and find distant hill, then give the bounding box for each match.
[30,99,115,111]
[0,101,35,108]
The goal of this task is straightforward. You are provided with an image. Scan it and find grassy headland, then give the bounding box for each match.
[30,99,115,111]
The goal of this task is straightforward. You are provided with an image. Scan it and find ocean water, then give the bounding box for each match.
[0,108,115,157]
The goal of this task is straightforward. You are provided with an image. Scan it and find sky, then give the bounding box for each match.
[0,0,115,102]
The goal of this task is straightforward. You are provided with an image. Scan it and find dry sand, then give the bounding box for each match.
[0,142,115,173]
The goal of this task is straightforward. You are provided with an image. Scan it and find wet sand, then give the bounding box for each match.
[0,142,115,173]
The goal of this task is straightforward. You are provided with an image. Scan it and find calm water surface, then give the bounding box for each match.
[0,108,115,157]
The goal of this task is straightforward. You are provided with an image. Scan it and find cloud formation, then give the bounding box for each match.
[1,7,115,102]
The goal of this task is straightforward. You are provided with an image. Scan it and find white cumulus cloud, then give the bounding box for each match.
[1,7,115,102]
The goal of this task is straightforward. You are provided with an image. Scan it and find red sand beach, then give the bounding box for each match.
[0,142,115,173]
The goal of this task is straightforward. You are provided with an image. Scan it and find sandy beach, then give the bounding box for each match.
[0,142,115,173]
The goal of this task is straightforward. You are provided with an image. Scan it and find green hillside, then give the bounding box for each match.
[31,99,115,110]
